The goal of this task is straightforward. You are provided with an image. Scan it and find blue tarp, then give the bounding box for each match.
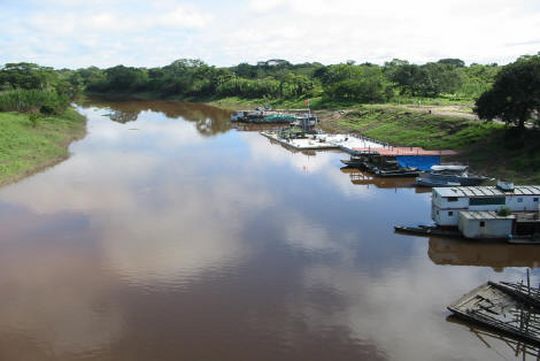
[396,155,440,171]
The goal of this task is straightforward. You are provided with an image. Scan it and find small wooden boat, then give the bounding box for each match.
[394,225,462,237]
[374,168,419,177]
[340,158,368,168]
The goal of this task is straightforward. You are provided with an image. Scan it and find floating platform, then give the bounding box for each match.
[260,131,384,152]
[448,281,540,346]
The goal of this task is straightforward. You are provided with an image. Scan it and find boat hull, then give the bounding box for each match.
[340,159,367,168]
[416,174,488,187]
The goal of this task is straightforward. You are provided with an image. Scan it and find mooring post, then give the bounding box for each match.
[527,268,531,296]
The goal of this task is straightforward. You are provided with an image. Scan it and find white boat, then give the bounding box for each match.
[416,164,489,187]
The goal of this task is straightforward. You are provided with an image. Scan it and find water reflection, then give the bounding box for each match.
[0,100,538,361]
[79,97,232,136]
[340,167,414,188]
[429,237,540,270]
[447,316,540,359]
[0,204,123,359]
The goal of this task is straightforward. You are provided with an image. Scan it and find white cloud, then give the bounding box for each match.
[0,0,539,68]
[160,5,212,28]
[248,0,288,12]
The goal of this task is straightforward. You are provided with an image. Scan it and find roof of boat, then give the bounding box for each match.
[431,164,468,171]
[459,210,516,220]
[434,185,540,198]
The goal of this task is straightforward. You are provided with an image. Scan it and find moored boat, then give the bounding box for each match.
[416,164,489,187]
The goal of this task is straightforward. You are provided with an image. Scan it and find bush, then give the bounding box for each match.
[0,89,69,115]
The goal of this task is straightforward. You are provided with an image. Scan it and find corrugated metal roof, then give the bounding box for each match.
[435,185,540,198]
[459,210,516,220]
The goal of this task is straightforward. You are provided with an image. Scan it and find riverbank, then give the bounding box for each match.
[210,97,539,184]
[0,108,86,186]
[318,106,540,184]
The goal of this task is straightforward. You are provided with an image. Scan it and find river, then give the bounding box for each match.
[0,99,538,360]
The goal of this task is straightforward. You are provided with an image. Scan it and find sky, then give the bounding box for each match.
[0,0,539,69]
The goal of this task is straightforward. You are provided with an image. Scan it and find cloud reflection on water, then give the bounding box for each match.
[0,102,537,361]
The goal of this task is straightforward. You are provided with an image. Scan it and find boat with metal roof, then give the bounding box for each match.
[416,164,489,187]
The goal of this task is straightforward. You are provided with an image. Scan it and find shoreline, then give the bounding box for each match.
[0,108,87,188]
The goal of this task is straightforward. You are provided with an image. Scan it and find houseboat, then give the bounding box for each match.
[431,182,540,240]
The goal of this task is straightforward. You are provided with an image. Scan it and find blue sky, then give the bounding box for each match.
[1,0,539,69]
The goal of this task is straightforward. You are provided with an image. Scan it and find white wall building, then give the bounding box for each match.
[432,185,540,226]
[458,211,515,239]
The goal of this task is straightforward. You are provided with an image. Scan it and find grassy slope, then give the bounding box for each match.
[318,105,501,149]
[317,105,540,184]
[0,108,86,186]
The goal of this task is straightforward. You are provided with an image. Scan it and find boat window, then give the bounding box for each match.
[480,221,485,227]
[447,197,458,202]
[517,197,523,203]
[534,197,539,202]
[448,211,454,216]
[469,197,505,206]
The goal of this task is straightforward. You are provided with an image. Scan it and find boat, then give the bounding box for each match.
[448,281,540,346]
[374,168,419,177]
[230,107,283,123]
[290,113,318,129]
[340,157,368,169]
[263,113,297,123]
[372,158,419,177]
[340,153,376,169]
[394,225,462,237]
[415,164,489,187]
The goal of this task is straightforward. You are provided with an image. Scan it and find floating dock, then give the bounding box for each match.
[261,131,458,159]
[260,131,385,152]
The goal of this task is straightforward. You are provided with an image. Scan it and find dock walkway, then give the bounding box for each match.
[260,131,384,152]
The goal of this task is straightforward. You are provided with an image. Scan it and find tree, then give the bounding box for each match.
[437,58,465,68]
[0,62,58,90]
[103,65,148,91]
[321,64,389,102]
[475,54,540,128]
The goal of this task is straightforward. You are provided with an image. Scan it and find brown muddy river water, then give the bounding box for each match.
[0,99,539,361]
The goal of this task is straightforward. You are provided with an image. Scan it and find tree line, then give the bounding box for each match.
[74,57,500,102]
[0,54,538,127]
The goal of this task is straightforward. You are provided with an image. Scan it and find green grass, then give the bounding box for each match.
[0,108,86,186]
[460,128,540,184]
[320,105,499,149]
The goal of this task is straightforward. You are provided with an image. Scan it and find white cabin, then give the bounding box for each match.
[432,185,540,226]
[458,211,515,239]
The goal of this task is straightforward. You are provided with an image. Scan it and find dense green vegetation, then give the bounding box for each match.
[475,54,540,128]
[0,62,81,115]
[75,57,501,103]
[0,63,86,186]
[0,108,86,186]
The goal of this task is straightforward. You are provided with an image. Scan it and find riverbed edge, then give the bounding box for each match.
[0,107,87,187]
